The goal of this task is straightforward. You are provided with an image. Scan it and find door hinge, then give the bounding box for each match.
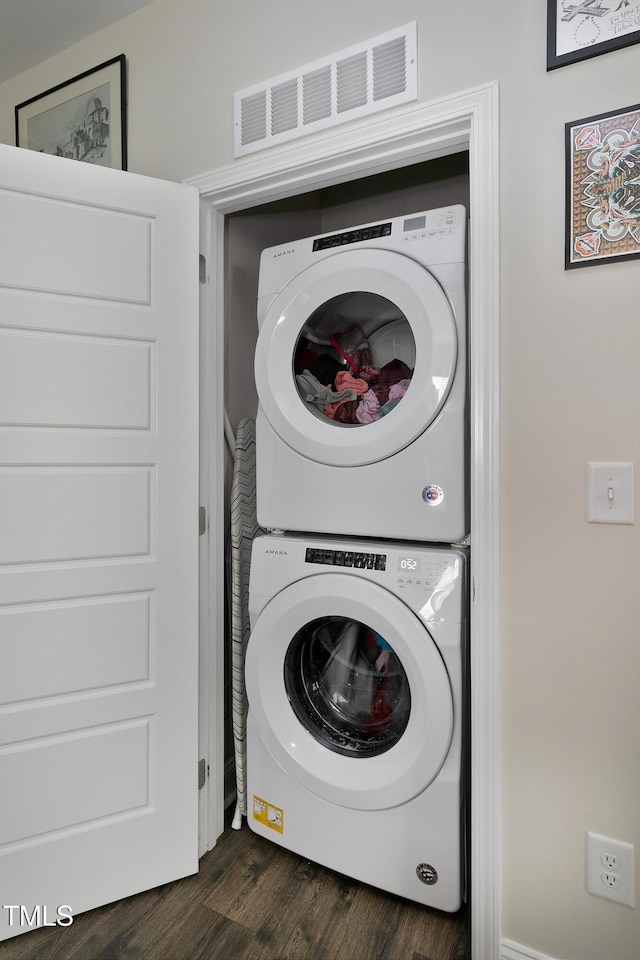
[199,506,207,536]
[198,758,208,790]
[199,254,207,284]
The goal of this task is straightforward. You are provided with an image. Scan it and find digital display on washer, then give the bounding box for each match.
[398,556,420,573]
[312,222,392,251]
[305,547,386,571]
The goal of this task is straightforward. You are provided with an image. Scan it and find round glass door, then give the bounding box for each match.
[245,572,454,810]
[284,615,411,758]
[254,248,457,467]
[293,292,416,427]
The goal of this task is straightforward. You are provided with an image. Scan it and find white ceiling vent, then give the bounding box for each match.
[234,23,417,157]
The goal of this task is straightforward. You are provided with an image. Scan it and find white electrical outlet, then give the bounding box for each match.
[587,832,635,907]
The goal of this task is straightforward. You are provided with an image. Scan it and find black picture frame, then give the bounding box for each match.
[565,102,640,268]
[15,55,127,170]
[547,0,640,70]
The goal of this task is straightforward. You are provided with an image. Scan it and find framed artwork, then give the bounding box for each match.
[15,55,127,170]
[547,0,640,70]
[565,102,640,268]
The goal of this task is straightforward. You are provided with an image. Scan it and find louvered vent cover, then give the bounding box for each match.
[234,23,417,157]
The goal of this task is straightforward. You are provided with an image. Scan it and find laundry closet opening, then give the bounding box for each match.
[222,148,470,811]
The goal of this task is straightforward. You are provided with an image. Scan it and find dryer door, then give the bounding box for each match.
[245,573,454,811]
[254,248,458,467]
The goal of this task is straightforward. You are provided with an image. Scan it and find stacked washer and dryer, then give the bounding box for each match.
[246,205,469,912]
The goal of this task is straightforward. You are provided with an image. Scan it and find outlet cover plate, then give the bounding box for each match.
[587,831,635,907]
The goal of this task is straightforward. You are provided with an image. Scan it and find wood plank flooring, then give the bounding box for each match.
[0,816,469,960]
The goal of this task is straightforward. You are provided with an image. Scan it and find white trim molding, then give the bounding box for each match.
[502,938,559,960]
[189,80,501,960]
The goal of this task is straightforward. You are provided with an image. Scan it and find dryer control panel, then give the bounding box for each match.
[257,204,466,305]
[401,207,461,241]
[312,222,391,251]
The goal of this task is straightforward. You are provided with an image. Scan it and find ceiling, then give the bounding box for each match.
[0,0,154,85]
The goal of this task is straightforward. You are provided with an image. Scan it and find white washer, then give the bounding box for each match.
[255,205,467,543]
[246,532,468,911]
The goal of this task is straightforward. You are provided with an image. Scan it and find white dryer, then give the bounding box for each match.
[254,205,467,543]
[246,532,468,912]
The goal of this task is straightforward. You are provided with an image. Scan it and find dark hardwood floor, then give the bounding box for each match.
[0,815,469,960]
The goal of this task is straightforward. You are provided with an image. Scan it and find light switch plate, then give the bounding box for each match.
[587,462,634,524]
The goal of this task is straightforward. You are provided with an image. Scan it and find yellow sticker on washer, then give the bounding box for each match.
[252,794,284,834]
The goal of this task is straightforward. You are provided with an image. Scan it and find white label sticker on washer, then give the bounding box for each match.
[422,484,444,506]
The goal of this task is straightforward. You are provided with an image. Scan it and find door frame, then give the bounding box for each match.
[190,80,501,960]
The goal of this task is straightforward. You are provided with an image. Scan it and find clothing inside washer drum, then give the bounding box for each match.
[284,615,411,758]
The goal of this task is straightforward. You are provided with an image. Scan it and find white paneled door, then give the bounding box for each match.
[0,144,200,941]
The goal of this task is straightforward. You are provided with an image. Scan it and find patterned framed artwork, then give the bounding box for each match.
[565,103,640,268]
[548,0,640,70]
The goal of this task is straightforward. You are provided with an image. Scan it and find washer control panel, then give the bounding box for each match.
[396,554,455,591]
[254,535,465,622]
[304,545,457,592]
[305,547,386,571]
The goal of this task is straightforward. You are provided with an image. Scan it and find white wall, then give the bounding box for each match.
[1,2,639,958]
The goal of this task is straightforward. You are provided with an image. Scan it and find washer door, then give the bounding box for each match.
[246,573,454,811]
[254,248,457,467]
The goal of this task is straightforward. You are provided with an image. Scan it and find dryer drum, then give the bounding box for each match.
[284,615,411,758]
[292,292,416,428]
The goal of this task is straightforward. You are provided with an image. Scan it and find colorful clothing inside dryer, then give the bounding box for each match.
[294,323,415,425]
[295,370,357,409]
